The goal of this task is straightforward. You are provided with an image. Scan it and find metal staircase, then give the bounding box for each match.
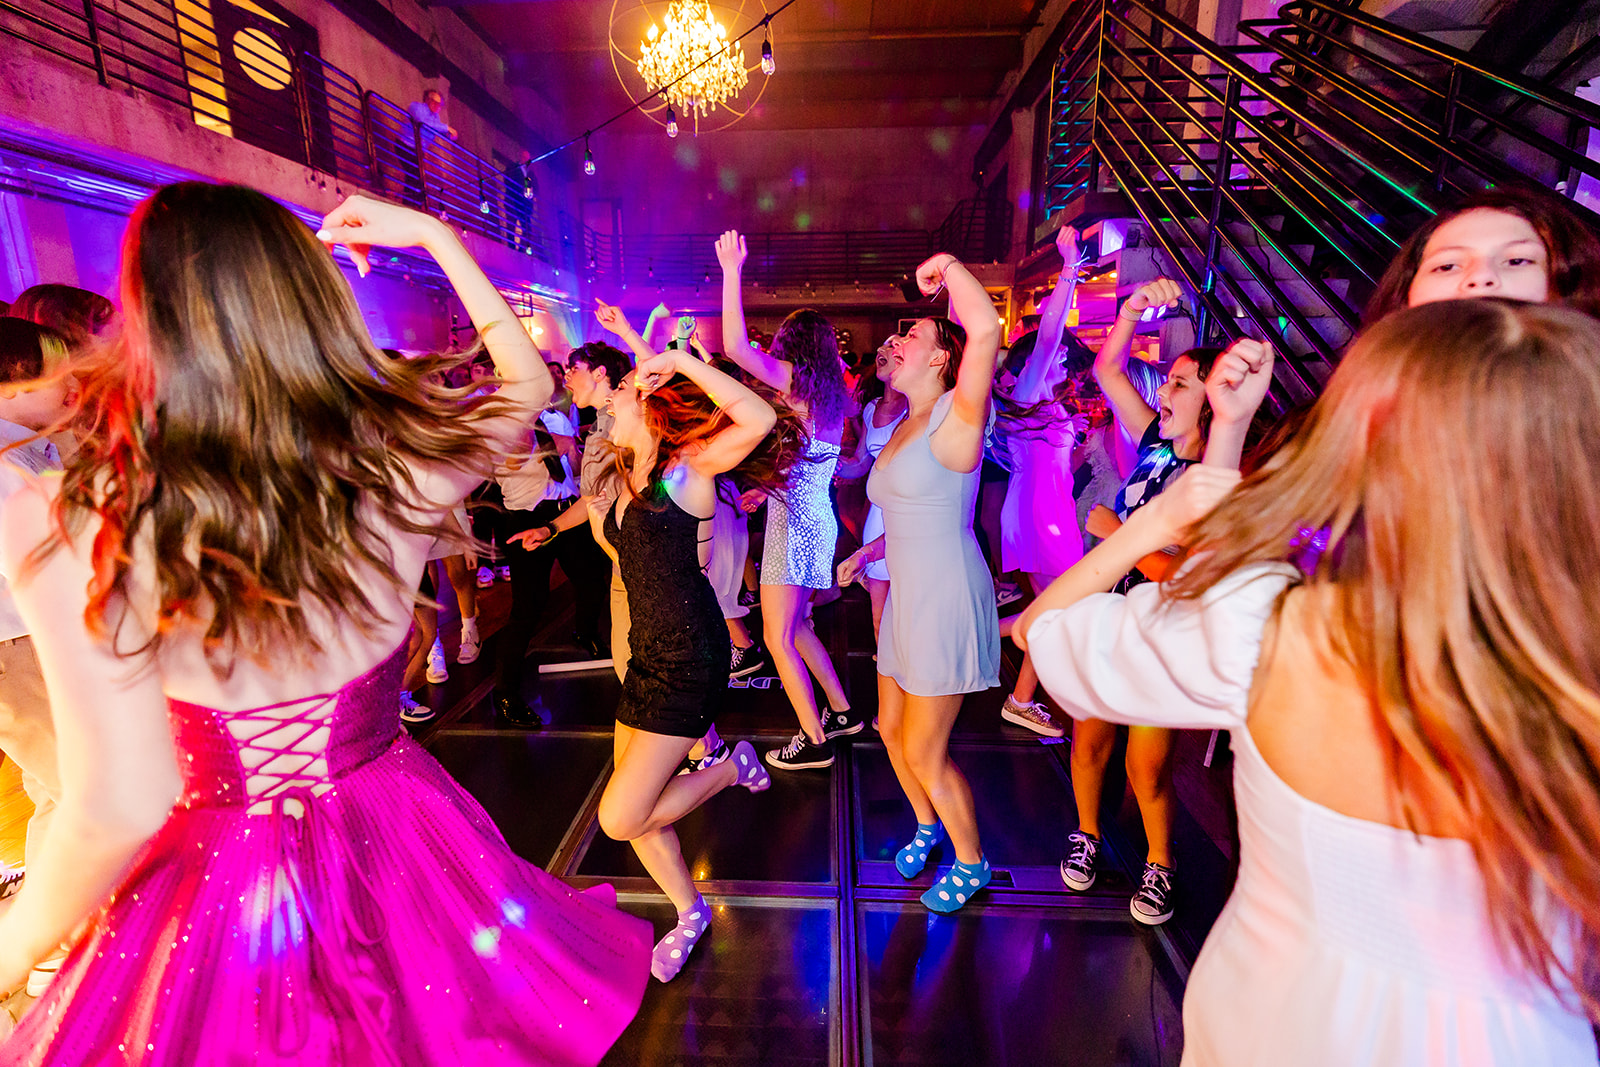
[1042,0,1600,406]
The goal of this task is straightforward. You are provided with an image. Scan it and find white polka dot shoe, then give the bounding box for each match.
[920,857,992,914]
[731,740,771,792]
[651,895,711,982]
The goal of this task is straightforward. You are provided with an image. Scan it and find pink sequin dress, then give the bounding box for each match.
[3,643,651,1066]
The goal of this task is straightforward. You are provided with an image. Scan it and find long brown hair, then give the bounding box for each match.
[609,374,808,507]
[1170,299,1600,1016]
[43,182,519,672]
[1366,187,1600,323]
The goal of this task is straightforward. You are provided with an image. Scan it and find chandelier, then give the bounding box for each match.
[636,1,749,122]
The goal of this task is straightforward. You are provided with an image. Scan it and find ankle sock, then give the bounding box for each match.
[729,741,771,792]
[651,895,711,982]
[921,857,992,914]
[895,822,944,879]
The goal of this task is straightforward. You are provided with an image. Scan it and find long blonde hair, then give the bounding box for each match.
[45,182,516,673]
[1171,298,1600,1015]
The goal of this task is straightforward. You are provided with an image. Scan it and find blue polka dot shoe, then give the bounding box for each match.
[895,821,944,879]
[921,857,991,914]
[651,895,711,983]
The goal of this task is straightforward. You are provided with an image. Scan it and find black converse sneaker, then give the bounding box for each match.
[1059,831,1100,891]
[1130,861,1176,925]
[764,732,835,771]
[821,706,866,740]
[729,642,769,680]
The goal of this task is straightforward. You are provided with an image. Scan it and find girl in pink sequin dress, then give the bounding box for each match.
[0,184,651,1065]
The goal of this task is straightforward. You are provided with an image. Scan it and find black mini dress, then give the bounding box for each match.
[604,487,730,739]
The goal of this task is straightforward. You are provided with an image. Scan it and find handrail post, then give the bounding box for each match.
[1089,0,1107,194]
[413,117,431,214]
[82,0,108,87]
[1433,64,1462,193]
[1197,71,1241,345]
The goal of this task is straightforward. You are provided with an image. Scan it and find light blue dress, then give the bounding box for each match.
[868,393,1001,697]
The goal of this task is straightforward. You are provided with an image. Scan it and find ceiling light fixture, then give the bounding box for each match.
[638,1,748,124]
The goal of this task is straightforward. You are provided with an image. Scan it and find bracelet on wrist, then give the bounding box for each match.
[1118,305,1146,322]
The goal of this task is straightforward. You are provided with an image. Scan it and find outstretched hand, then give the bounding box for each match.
[508,526,552,550]
[715,230,748,273]
[316,194,444,277]
[1205,338,1275,427]
[836,549,870,588]
[1123,278,1183,318]
[635,350,678,392]
[594,299,628,334]
[1055,224,1080,265]
[914,253,959,296]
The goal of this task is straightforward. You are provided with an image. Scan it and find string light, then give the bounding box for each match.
[666,105,679,139]
[761,21,775,76]
[583,135,596,176]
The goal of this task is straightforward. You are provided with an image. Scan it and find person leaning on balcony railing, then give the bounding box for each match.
[407,88,458,142]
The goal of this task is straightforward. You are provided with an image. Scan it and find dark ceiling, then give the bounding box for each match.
[442,0,1048,135]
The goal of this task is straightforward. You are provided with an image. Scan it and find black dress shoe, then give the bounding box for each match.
[494,690,548,727]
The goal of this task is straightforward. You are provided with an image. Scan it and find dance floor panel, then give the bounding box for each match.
[428,732,612,870]
[604,900,838,1066]
[414,576,1216,1063]
[860,903,1186,1066]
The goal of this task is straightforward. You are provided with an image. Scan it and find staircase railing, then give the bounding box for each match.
[1043,0,1600,403]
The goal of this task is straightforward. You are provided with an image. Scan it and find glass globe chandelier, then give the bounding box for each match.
[636,1,749,124]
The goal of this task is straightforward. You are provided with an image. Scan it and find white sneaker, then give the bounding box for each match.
[25,952,66,997]
[497,565,511,582]
[426,636,449,684]
[457,618,481,664]
[475,566,495,589]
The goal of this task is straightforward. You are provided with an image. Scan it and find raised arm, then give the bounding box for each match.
[640,350,778,477]
[1094,278,1182,441]
[921,253,1001,473]
[318,196,551,416]
[594,299,658,367]
[716,231,792,393]
[1014,227,1086,405]
[1201,338,1274,470]
[0,484,181,990]
[1012,464,1241,653]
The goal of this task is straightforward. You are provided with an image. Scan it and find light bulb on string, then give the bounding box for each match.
[666,104,679,139]
[583,135,596,176]
[761,30,774,76]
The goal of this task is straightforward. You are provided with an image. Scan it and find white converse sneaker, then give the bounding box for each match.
[426,635,448,684]
[457,618,481,664]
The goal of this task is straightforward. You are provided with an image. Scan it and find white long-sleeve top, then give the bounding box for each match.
[1027,565,1597,1067]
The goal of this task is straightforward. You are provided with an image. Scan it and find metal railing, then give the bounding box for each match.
[1042,0,1600,402]
[578,198,1008,289]
[1,0,551,259]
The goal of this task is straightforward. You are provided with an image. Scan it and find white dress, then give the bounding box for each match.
[858,398,906,583]
[1026,564,1598,1067]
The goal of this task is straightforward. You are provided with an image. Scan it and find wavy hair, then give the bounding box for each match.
[608,373,809,507]
[40,182,520,672]
[1366,186,1600,323]
[772,308,848,432]
[1169,299,1600,1018]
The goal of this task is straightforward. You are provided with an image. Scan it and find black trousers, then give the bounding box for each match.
[492,500,612,696]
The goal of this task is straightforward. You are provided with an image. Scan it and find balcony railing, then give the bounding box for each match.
[576,198,1010,289]
[0,0,549,260]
